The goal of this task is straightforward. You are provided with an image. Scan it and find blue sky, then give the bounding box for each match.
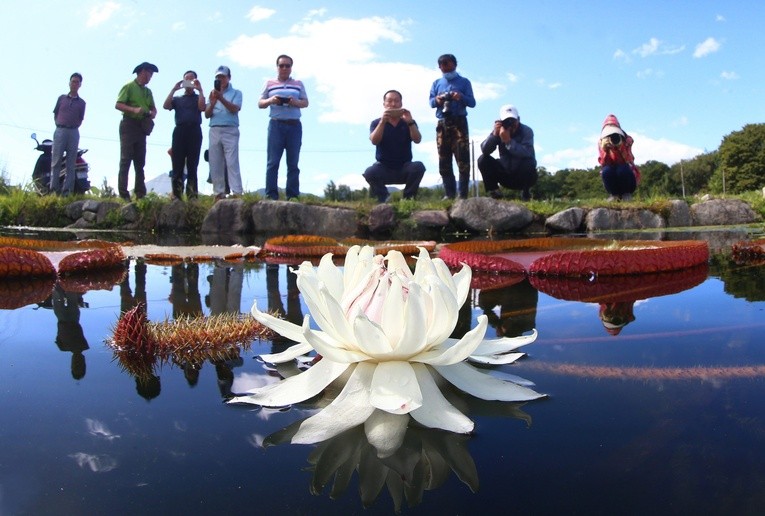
[0,1,761,196]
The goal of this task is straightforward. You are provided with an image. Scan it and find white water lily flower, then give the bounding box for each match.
[230,245,544,442]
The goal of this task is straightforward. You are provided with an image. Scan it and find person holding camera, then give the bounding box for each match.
[205,65,243,201]
[363,89,426,203]
[429,54,476,199]
[477,105,537,201]
[163,70,205,200]
[258,55,309,201]
[115,61,158,201]
[598,114,640,201]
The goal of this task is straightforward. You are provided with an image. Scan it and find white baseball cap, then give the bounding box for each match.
[499,104,519,121]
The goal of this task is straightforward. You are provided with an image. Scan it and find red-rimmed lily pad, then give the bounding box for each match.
[439,237,709,277]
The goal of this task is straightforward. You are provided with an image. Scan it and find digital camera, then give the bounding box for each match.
[608,133,623,146]
[214,79,222,92]
[441,91,456,116]
[501,118,516,129]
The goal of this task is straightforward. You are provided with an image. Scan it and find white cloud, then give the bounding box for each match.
[720,71,739,80]
[671,116,689,127]
[716,14,726,22]
[636,68,664,79]
[633,37,684,57]
[694,37,721,58]
[247,6,276,22]
[506,72,520,83]
[171,21,186,32]
[613,49,630,63]
[86,1,121,28]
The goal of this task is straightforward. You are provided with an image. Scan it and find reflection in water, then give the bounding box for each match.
[598,301,636,335]
[207,264,243,315]
[478,278,538,338]
[51,284,89,379]
[169,263,203,318]
[120,260,147,314]
[257,373,536,512]
[531,264,708,335]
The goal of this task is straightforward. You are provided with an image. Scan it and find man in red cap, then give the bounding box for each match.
[598,114,640,201]
[115,61,158,201]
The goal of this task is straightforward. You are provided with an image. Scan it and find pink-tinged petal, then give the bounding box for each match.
[471,329,538,357]
[467,352,525,365]
[260,342,314,364]
[370,361,423,414]
[414,315,488,366]
[228,358,350,407]
[433,362,546,401]
[251,303,306,344]
[409,363,474,434]
[364,410,409,458]
[380,275,406,346]
[303,320,370,363]
[292,363,377,444]
[352,314,393,356]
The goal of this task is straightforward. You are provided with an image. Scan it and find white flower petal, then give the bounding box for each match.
[260,342,314,364]
[251,303,306,344]
[380,274,405,346]
[467,352,526,365]
[292,363,377,444]
[450,264,472,307]
[389,284,429,358]
[303,321,370,364]
[472,329,538,357]
[422,275,459,344]
[317,253,344,301]
[434,362,545,401]
[370,361,423,414]
[363,410,409,458]
[352,315,393,356]
[414,315,489,366]
[409,363,474,434]
[228,358,350,407]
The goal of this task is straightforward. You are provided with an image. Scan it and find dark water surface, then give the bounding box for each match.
[1,230,764,515]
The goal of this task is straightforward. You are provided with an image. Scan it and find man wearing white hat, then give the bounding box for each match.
[477,104,537,201]
[598,114,640,201]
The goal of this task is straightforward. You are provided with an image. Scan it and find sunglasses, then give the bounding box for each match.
[278,63,292,68]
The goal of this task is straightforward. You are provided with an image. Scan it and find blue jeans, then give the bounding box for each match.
[266,119,302,199]
[601,163,636,196]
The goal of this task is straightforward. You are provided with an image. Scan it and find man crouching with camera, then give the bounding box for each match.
[598,114,640,202]
[477,104,537,201]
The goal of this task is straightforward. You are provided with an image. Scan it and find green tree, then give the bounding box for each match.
[714,123,765,193]
[637,160,671,197]
[324,180,338,201]
[668,151,717,197]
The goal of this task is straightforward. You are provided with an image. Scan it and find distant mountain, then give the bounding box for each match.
[145,172,172,195]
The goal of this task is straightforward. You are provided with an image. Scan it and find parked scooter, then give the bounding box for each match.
[31,132,90,195]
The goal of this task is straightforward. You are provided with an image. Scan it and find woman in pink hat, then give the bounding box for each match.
[598,114,640,201]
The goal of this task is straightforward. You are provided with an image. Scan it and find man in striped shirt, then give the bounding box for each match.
[258,55,309,200]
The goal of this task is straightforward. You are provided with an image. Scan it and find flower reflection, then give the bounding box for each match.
[230,245,544,445]
[259,377,537,512]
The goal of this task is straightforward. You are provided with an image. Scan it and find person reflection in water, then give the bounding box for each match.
[205,262,245,398]
[478,279,538,338]
[169,262,204,386]
[51,284,89,380]
[169,263,203,318]
[206,263,243,315]
[120,260,147,314]
[266,263,304,348]
[598,301,636,336]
